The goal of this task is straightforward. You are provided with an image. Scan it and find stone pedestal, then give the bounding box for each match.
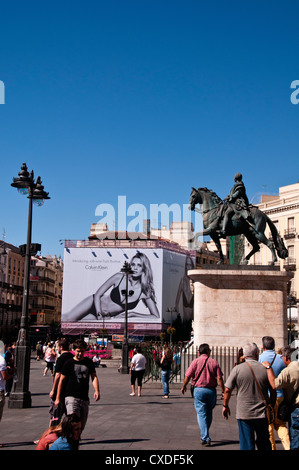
[188,266,294,349]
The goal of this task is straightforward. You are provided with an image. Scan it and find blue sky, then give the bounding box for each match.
[0,1,298,257]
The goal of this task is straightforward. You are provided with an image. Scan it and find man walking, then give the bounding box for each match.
[49,338,73,424]
[181,343,224,446]
[55,338,100,431]
[223,342,275,450]
[259,336,290,450]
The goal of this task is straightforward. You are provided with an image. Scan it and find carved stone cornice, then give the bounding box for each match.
[261,203,299,216]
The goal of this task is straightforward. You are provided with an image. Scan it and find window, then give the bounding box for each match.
[288,217,295,230]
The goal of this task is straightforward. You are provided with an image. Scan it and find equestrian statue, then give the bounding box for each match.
[189,173,288,265]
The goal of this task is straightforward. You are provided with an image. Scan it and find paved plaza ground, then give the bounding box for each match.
[0,355,289,459]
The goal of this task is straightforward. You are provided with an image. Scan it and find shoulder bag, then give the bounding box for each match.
[277,385,299,422]
[246,362,275,424]
[190,357,209,398]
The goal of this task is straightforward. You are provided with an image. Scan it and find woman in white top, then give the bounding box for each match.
[129,347,147,397]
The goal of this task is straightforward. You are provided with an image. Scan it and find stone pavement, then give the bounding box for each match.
[0,356,286,454]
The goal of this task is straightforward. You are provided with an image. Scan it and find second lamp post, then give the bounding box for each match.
[120,261,134,374]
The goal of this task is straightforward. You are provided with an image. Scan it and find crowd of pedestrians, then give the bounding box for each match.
[1,334,298,451]
[182,337,299,451]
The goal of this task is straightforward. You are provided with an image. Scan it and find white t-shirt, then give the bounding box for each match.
[131,353,146,371]
[0,355,7,392]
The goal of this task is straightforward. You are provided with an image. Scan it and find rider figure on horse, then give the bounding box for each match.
[220,172,254,237]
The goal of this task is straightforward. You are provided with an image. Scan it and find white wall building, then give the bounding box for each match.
[247,182,299,333]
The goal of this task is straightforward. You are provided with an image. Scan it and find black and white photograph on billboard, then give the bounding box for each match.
[62,248,163,325]
[162,251,195,325]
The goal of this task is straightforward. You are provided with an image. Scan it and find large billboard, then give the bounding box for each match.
[61,247,195,335]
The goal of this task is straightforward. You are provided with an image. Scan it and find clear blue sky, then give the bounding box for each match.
[0,0,298,257]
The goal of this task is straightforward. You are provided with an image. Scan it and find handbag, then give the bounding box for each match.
[246,362,275,424]
[277,385,299,422]
[190,357,209,397]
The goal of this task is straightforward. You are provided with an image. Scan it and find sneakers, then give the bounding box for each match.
[201,439,211,447]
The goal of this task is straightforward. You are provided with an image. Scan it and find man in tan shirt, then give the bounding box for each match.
[263,345,299,450]
[223,342,275,450]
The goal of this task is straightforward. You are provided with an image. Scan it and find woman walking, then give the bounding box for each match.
[160,347,174,398]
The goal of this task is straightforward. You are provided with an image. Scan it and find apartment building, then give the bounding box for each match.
[0,241,24,337]
[29,254,63,325]
[0,240,63,338]
[247,182,299,332]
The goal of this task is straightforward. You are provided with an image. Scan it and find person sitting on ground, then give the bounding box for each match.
[36,421,63,450]
[49,414,82,450]
[92,353,101,367]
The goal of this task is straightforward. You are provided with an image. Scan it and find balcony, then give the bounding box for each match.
[29,303,55,310]
[30,275,55,284]
[288,292,297,305]
[284,258,296,270]
[1,282,23,292]
[284,228,297,240]
[29,289,55,297]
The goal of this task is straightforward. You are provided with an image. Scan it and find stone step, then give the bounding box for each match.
[100,358,121,368]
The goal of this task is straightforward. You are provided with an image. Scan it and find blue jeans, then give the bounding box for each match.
[193,387,217,442]
[237,418,271,450]
[289,407,299,450]
[161,370,171,396]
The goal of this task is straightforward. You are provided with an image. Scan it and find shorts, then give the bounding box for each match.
[131,369,145,387]
[49,400,66,423]
[45,361,54,371]
[65,396,89,431]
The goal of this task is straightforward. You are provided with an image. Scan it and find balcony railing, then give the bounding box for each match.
[284,258,296,270]
[284,228,297,240]
[29,289,55,296]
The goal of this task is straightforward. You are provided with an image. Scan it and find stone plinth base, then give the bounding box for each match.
[188,266,293,349]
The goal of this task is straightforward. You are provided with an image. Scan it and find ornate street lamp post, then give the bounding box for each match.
[8,163,50,408]
[120,261,133,374]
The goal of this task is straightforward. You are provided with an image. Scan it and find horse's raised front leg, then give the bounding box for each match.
[194,227,215,237]
[193,226,217,247]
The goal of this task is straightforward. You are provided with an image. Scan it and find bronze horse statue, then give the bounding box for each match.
[189,187,288,265]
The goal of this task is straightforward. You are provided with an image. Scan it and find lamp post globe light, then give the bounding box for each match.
[8,163,50,409]
[120,261,134,374]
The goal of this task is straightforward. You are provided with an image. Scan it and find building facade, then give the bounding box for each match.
[0,240,63,339]
[0,241,24,338]
[247,182,299,335]
[29,254,63,326]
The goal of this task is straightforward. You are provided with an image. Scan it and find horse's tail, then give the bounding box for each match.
[265,214,288,259]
